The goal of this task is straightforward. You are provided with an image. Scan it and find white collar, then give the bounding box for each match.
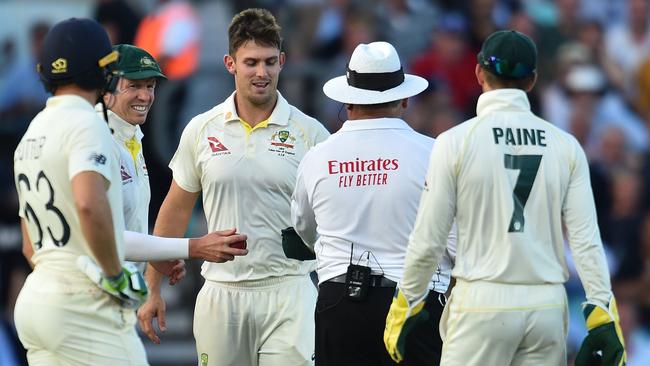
[339,117,413,132]
[222,91,291,126]
[95,104,144,141]
[476,89,531,116]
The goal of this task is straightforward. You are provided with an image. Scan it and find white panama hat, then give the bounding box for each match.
[323,41,428,104]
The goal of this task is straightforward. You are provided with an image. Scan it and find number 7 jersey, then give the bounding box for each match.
[405,89,611,305]
[13,95,125,271]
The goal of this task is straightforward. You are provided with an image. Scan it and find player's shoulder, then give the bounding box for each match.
[533,115,582,150]
[436,116,479,145]
[182,100,229,135]
[288,105,329,135]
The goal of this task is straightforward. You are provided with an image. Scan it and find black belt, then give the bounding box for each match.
[326,273,397,288]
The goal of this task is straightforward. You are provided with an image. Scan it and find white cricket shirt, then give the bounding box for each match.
[97,106,150,234]
[14,95,125,272]
[170,92,330,282]
[400,89,612,306]
[292,118,455,292]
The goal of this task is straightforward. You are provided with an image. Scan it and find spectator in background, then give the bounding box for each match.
[602,169,643,263]
[134,0,201,225]
[604,0,650,103]
[614,210,650,327]
[0,21,49,130]
[534,0,582,87]
[410,12,481,117]
[462,0,500,50]
[94,0,142,45]
[316,12,377,131]
[576,18,625,92]
[374,0,438,65]
[546,64,648,151]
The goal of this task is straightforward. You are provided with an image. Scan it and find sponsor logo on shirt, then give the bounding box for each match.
[268,130,296,156]
[88,153,107,166]
[142,164,149,177]
[207,137,231,156]
[327,157,399,188]
[121,165,133,184]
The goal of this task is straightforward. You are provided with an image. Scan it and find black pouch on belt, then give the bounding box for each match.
[345,264,371,302]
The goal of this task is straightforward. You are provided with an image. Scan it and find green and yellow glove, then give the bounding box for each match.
[383,288,428,363]
[77,255,149,309]
[575,297,627,366]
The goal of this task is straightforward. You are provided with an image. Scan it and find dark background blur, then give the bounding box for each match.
[1,0,650,365]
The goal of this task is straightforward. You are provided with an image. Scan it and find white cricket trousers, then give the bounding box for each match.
[193,274,317,366]
[14,266,148,366]
[440,280,568,366]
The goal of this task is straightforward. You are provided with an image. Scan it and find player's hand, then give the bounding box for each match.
[76,255,148,309]
[137,292,167,344]
[384,288,429,363]
[150,259,186,285]
[575,298,627,366]
[189,228,248,262]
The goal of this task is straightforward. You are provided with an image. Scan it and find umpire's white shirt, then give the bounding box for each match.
[14,95,125,270]
[401,89,612,306]
[171,92,330,282]
[292,118,455,293]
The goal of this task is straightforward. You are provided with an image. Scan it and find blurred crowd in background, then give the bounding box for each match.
[2,0,650,365]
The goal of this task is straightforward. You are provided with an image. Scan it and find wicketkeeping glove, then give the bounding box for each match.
[575,297,627,366]
[76,255,148,309]
[384,288,429,363]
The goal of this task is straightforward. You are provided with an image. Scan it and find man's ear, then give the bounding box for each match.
[475,64,485,87]
[279,51,286,69]
[526,72,538,92]
[224,54,236,75]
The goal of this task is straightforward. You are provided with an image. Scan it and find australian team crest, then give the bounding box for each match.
[279,130,290,142]
[269,129,296,156]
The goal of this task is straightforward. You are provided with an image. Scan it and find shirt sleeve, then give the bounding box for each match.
[169,120,202,193]
[291,155,318,249]
[67,116,116,183]
[400,132,458,304]
[313,123,330,145]
[563,141,612,307]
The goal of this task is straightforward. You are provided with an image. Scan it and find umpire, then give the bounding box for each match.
[290,41,456,366]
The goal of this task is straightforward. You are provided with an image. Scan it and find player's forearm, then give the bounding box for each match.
[123,231,189,261]
[400,233,447,303]
[153,191,194,238]
[400,176,456,303]
[72,171,122,277]
[77,194,121,277]
[567,225,612,306]
[147,184,196,290]
[145,263,164,293]
[564,168,613,305]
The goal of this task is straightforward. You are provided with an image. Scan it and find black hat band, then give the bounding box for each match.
[346,65,404,91]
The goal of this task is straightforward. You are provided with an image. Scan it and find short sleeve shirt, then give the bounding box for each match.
[170,92,330,282]
[14,95,125,272]
[291,118,454,292]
